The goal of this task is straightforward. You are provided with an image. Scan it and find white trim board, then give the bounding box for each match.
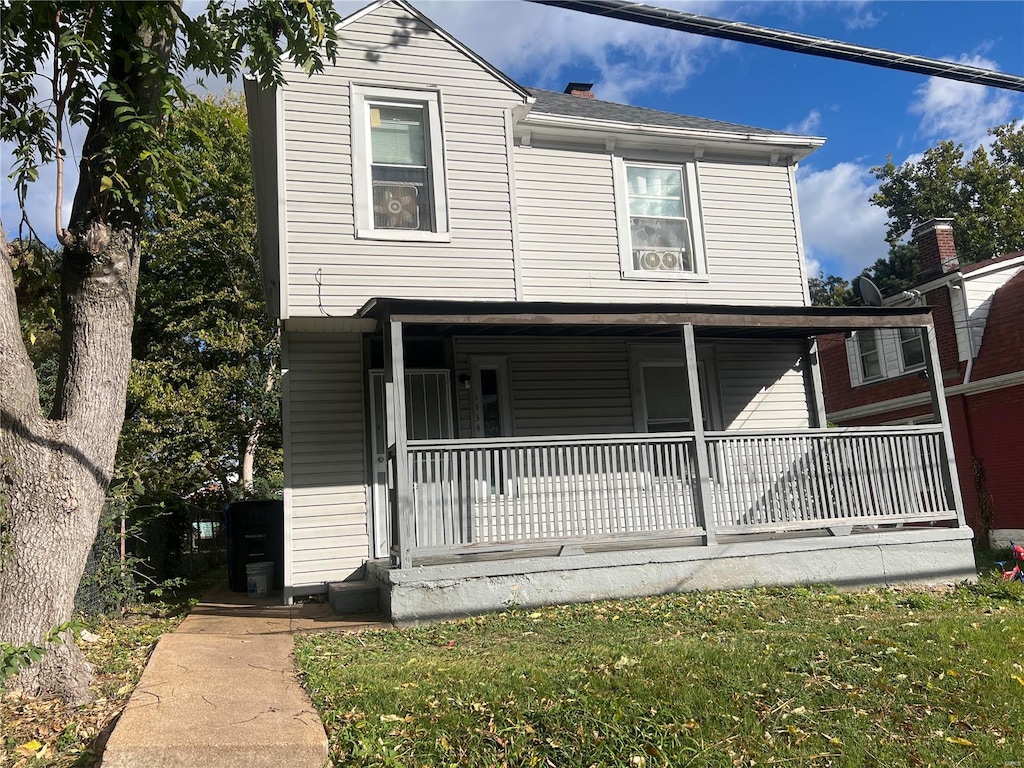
[827,369,1024,423]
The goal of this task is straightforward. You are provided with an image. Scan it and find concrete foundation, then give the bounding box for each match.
[366,528,977,626]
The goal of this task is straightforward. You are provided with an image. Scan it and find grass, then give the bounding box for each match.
[296,577,1024,768]
[1,566,226,768]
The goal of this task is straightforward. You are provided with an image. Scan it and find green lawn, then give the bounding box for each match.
[296,579,1024,768]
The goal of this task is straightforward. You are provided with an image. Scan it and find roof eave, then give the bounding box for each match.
[338,0,532,103]
[520,111,825,160]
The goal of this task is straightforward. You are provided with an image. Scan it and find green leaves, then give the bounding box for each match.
[872,121,1024,266]
[1,0,343,235]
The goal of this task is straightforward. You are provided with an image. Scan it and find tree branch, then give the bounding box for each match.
[0,230,42,426]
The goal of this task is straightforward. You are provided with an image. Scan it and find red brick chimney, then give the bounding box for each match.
[912,218,959,281]
[563,81,595,99]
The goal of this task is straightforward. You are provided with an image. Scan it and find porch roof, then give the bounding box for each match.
[358,298,932,340]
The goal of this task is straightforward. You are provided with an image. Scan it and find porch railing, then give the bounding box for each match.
[705,426,953,532]
[407,433,702,554]
[399,426,956,560]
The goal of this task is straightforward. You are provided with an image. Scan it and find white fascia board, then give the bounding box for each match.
[339,0,531,103]
[337,0,390,29]
[962,253,1024,281]
[520,112,825,161]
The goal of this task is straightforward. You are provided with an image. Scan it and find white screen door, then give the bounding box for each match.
[369,369,453,557]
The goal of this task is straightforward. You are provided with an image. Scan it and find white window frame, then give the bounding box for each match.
[854,329,884,384]
[469,356,514,439]
[613,156,708,282]
[350,84,450,242]
[628,344,721,432]
[896,327,926,374]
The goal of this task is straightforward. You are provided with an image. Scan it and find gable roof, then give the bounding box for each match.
[340,0,532,101]
[527,88,796,138]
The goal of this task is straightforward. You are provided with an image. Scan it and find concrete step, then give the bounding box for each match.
[328,580,380,615]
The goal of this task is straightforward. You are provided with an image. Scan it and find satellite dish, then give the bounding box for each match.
[858,276,884,307]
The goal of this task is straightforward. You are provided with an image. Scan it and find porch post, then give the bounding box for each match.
[923,322,968,528]
[805,338,828,428]
[682,323,717,545]
[385,319,415,566]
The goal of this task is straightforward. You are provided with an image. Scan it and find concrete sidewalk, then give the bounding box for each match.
[101,584,388,768]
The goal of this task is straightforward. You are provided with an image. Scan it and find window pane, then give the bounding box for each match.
[370,105,426,165]
[629,197,684,217]
[372,166,431,230]
[861,350,881,379]
[900,328,925,369]
[857,332,878,354]
[642,365,691,422]
[630,217,688,249]
[479,368,503,438]
[627,166,683,199]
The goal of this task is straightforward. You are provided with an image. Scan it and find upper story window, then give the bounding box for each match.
[614,158,706,281]
[856,330,883,381]
[351,85,449,242]
[898,327,926,371]
[847,326,930,387]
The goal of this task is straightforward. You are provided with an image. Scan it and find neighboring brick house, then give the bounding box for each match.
[821,218,1024,546]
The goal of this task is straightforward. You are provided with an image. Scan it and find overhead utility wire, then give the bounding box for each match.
[525,0,1024,93]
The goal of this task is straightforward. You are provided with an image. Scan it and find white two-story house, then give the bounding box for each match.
[245,0,975,621]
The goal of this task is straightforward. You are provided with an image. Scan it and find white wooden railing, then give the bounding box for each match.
[398,426,956,560]
[705,426,953,532]
[406,433,702,554]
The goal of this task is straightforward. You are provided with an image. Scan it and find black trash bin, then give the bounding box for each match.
[225,500,285,592]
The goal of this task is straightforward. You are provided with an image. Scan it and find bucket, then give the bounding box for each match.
[246,561,274,597]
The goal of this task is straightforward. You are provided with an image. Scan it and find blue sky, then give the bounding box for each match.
[3,0,1022,281]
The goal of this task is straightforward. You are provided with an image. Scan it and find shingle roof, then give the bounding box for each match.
[526,88,797,137]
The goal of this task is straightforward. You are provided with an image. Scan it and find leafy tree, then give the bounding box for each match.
[808,271,852,307]
[872,121,1024,266]
[858,242,920,298]
[810,122,1022,304]
[0,1,341,701]
[125,94,280,501]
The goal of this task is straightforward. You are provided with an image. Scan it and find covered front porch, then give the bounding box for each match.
[358,299,974,621]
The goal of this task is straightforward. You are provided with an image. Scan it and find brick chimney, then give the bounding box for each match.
[912,217,959,281]
[563,81,595,99]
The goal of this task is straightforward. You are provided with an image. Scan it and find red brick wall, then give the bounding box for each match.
[960,386,1024,532]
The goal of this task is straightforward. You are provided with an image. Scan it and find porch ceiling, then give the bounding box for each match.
[358,298,933,340]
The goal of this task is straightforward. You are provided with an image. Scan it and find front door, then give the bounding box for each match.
[369,369,453,558]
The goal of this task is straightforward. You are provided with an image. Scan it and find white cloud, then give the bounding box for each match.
[785,109,822,135]
[796,162,889,277]
[910,54,1019,149]
[414,0,728,99]
[844,3,884,30]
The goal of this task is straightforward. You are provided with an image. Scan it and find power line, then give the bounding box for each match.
[526,0,1024,92]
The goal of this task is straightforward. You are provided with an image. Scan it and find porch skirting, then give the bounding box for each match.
[366,527,976,626]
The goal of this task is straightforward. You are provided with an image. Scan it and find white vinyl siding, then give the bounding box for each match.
[284,333,368,586]
[515,146,806,305]
[453,338,811,437]
[281,3,522,316]
[715,341,811,429]
[963,265,1024,359]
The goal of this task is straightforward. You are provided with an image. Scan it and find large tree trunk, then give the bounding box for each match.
[0,5,171,702]
[1,224,141,702]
